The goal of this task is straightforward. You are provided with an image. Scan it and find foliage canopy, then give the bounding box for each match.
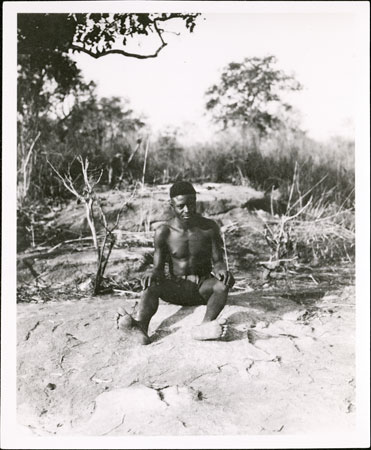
[18,13,200,62]
[205,56,302,135]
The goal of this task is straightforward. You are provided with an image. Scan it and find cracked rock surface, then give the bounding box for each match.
[17,284,355,436]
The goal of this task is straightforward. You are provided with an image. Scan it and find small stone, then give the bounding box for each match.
[46,383,56,390]
[255,321,268,330]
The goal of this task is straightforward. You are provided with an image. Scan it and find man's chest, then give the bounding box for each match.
[167,228,212,258]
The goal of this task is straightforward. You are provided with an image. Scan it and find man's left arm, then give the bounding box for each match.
[211,222,235,288]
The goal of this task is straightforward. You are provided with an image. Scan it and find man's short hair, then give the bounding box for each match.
[170,181,196,198]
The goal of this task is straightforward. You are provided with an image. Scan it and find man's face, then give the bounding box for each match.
[171,194,197,222]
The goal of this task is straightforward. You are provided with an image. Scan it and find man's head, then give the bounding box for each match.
[169,181,197,223]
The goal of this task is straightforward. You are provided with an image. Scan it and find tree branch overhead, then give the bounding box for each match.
[69,13,199,60]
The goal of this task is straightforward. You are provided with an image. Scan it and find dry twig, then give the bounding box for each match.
[48,157,133,294]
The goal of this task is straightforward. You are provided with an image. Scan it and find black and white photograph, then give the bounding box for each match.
[2,1,370,448]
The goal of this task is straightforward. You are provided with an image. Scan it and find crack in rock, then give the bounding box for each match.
[25,321,40,341]
[245,356,283,377]
[288,337,301,352]
[66,333,82,344]
[279,333,298,339]
[177,417,187,427]
[346,402,355,413]
[347,377,355,387]
[51,322,63,332]
[156,388,170,406]
[186,370,220,384]
[217,363,239,373]
[100,414,126,435]
[58,354,66,368]
[246,361,255,373]
[189,386,205,401]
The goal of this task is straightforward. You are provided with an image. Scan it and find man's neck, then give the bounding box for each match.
[174,216,194,231]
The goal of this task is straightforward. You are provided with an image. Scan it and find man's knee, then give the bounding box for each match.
[212,280,229,295]
[143,283,162,298]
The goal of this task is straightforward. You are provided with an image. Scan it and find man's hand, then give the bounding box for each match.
[141,271,164,290]
[214,270,235,288]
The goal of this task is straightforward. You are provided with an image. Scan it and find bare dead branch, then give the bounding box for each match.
[23,132,41,172]
[45,236,98,253]
[78,156,91,192]
[94,232,107,293]
[220,229,230,271]
[48,155,115,293]
[20,131,42,202]
[70,42,167,60]
[112,203,127,230]
[141,138,150,189]
[84,198,99,251]
[23,259,42,279]
[286,161,298,213]
[153,20,166,45]
[101,238,115,275]
[258,257,298,265]
[97,202,108,230]
[127,140,142,165]
[91,169,104,189]
[47,160,83,200]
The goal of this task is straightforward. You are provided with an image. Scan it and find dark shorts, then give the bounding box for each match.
[157,274,213,306]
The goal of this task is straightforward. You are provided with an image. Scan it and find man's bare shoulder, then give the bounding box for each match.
[155,222,171,233]
[195,215,220,232]
[154,223,170,244]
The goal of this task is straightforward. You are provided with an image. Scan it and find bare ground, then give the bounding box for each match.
[16,183,356,436]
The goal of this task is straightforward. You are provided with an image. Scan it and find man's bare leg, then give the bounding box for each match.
[136,287,160,333]
[192,279,229,340]
[116,307,150,345]
[116,285,160,345]
[203,280,228,322]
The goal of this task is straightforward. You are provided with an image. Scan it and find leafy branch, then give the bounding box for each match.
[70,13,200,60]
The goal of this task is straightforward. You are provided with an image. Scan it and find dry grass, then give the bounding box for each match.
[258,162,355,267]
[289,206,355,263]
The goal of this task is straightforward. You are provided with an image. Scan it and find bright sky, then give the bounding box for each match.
[72,10,359,142]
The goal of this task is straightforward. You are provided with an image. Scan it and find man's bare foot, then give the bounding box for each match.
[191,319,228,341]
[116,307,150,345]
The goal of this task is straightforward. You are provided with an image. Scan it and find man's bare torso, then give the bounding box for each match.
[159,215,218,277]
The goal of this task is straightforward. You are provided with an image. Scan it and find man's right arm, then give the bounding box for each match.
[142,224,169,289]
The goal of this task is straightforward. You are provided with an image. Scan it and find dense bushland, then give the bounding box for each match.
[147,128,354,210]
[21,119,354,211]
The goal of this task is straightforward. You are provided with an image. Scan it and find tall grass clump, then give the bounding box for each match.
[261,160,355,266]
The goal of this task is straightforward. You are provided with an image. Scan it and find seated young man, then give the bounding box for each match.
[116,181,235,343]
